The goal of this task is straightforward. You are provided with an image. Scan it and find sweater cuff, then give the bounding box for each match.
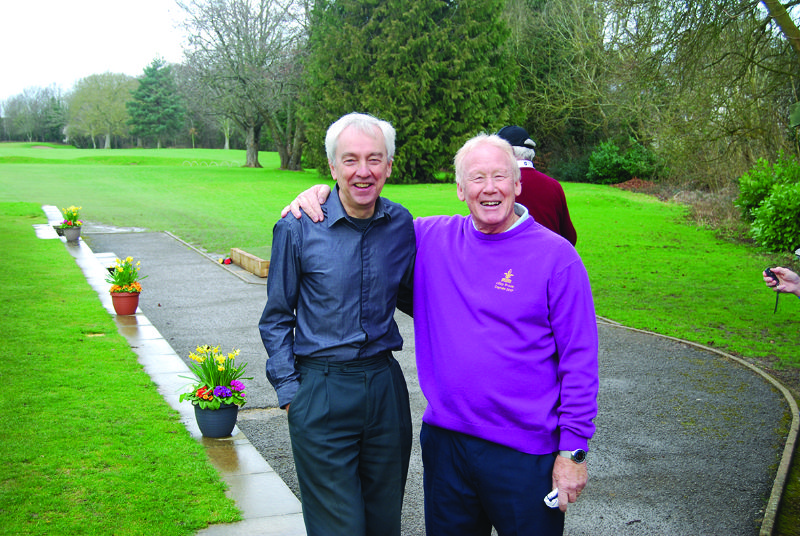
[559,429,590,452]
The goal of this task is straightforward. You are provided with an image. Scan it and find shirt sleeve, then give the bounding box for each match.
[259,219,301,408]
[395,250,415,317]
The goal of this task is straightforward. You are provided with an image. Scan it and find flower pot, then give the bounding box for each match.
[63,226,81,242]
[110,291,140,315]
[194,403,239,438]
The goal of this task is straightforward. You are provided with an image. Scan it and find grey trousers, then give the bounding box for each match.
[289,354,412,536]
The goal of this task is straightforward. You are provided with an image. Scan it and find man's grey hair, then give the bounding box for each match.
[512,145,536,162]
[454,134,521,186]
[325,113,396,162]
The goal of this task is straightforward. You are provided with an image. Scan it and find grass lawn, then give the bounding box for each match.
[1,143,799,533]
[0,202,240,534]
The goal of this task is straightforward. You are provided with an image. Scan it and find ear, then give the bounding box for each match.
[457,181,466,202]
[386,158,393,178]
[514,179,522,197]
[328,160,337,179]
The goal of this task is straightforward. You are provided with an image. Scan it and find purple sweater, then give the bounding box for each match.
[413,214,598,455]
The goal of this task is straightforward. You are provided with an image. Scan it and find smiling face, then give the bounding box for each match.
[456,140,521,234]
[329,124,392,219]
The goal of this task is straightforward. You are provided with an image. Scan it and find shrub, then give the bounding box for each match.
[736,152,800,220]
[735,157,781,221]
[749,181,800,253]
[586,137,662,184]
[587,140,626,184]
[625,140,663,180]
[549,154,590,183]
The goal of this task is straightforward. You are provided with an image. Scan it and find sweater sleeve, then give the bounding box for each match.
[548,253,599,450]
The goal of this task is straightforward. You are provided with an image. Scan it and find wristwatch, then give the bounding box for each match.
[559,449,587,464]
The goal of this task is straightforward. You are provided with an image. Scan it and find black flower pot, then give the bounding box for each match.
[194,403,239,438]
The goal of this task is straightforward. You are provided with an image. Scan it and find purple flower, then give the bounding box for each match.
[230,380,245,392]
[214,385,232,398]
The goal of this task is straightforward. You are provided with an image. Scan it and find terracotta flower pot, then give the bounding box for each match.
[110,291,140,315]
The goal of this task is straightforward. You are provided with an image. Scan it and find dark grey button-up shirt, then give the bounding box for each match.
[259,186,415,407]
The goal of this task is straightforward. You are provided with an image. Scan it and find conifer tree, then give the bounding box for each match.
[127,58,185,148]
[302,0,517,183]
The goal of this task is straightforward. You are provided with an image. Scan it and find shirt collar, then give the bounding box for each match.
[326,184,388,226]
[469,203,529,233]
[508,203,529,230]
[517,159,535,169]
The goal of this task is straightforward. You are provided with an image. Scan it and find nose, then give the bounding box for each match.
[356,159,371,177]
[483,177,499,192]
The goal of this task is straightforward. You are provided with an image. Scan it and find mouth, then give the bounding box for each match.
[480,201,501,207]
[354,182,373,190]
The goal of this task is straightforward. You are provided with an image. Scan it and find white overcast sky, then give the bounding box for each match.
[1,0,187,103]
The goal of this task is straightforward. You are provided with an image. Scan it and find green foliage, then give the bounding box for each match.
[68,72,138,148]
[179,345,252,409]
[735,152,800,252]
[734,157,777,220]
[127,58,185,147]
[504,0,609,168]
[302,0,517,183]
[1,87,66,143]
[586,140,625,184]
[586,138,662,184]
[105,255,147,293]
[750,182,800,253]
[549,154,590,183]
[59,205,82,228]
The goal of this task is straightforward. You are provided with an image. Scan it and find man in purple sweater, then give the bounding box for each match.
[286,134,599,536]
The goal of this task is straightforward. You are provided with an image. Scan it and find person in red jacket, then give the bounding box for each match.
[497,126,578,245]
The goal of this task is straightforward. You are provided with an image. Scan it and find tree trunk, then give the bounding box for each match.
[289,122,305,171]
[266,112,304,171]
[275,140,290,169]
[245,124,262,168]
[104,133,111,149]
[761,0,800,67]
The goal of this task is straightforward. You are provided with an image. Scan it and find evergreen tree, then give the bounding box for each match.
[127,58,185,148]
[302,0,517,183]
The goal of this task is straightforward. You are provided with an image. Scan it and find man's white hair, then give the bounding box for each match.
[454,134,521,186]
[325,113,396,162]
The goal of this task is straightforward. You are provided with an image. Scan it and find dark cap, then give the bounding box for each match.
[496,126,536,148]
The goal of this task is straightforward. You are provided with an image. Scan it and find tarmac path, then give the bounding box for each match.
[83,229,793,536]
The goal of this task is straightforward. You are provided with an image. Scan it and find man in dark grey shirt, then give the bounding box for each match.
[259,113,414,536]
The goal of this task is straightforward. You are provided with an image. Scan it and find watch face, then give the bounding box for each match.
[572,449,587,463]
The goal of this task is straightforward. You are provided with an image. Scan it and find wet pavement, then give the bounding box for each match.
[41,206,798,536]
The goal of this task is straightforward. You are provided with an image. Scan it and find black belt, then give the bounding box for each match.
[297,351,392,374]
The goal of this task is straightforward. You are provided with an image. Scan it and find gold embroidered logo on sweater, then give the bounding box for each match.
[494,269,515,292]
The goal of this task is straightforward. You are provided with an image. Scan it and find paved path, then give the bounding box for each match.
[67,223,796,536]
